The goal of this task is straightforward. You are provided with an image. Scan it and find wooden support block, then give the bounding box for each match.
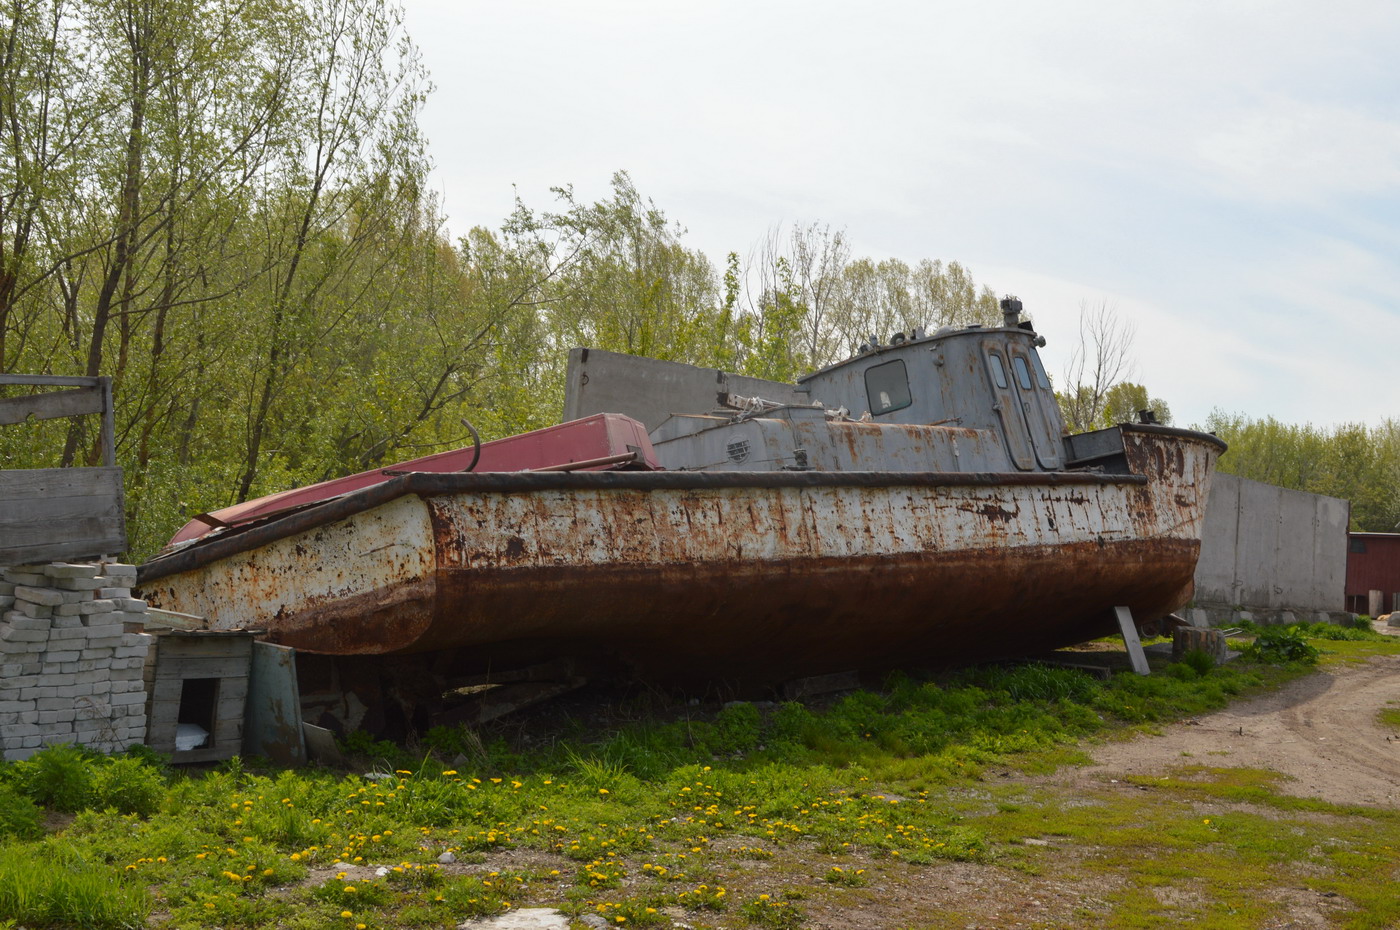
[1172,626,1227,663]
[782,670,861,700]
[1114,606,1151,676]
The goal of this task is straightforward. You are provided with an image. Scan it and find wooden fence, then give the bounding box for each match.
[0,374,126,564]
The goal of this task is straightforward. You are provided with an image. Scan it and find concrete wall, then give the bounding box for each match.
[1190,474,1349,624]
[563,347,808,433]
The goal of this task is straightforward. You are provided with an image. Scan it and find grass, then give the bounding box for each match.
[0,626,1395,929]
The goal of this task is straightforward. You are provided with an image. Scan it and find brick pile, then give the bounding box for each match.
[0,561,153,761]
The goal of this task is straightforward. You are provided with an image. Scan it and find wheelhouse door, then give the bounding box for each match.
[1008,348,1063,469]
[982,345,1035,470]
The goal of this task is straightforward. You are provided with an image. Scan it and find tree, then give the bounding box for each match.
[1097,382,1173,428]
[1204,412,1400,532]
[1058,299,1137,433]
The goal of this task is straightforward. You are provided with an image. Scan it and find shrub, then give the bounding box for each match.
[92,757,165,817]
[1243,626,1319,665]
[1181,648,1216,678]
[706,702,761,755]
[0,782,43,839]
[12,744,96,812]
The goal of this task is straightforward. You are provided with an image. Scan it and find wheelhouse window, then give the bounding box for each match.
[865,358,912,415]
[1012,355,1034,390]
[1030,350,1052,389]
[987,352,1009,389]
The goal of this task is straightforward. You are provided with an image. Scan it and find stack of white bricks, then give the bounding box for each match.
[0,561,153,761]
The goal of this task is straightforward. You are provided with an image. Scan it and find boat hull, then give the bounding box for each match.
[139,425,1223,685]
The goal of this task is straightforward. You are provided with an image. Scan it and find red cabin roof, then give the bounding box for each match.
[169,414,659,547]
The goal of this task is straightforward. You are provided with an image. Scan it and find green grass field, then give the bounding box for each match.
[1,626,1397,930]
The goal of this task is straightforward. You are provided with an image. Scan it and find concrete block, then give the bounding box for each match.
[112,598,147,612]
[46,627,87,642]
[38,708,76,724]
[80,648,114,660]
[99,564,138,580]
[0,596,13,610]
[0,627,48,644]
[0,700,31,714]
[51,613,83,628]
[84,623,122,638]
[43,563,98,579]
[52,577,102,592]
[0,637,42,655]
[79,600,115,616]
[110,691,145,707]
[9,600,53,619]
[4,747,39,760]
[5,723,41,737]
[98,587,132,600]
[43,651,80,663]
[87,636,123,649]
[3,613,51,632]
[89,680,111,695]
[2,571,48,587]
[13,586,64,607]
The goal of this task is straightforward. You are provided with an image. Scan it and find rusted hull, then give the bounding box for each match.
[139,426,1222,684]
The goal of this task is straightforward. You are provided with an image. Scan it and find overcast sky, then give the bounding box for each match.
[401,0,1400,429]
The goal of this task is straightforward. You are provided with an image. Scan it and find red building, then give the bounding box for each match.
[1346,533,1400,615]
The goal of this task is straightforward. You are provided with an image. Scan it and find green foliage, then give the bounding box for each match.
[0,783,43,840]
[702,702,762,755]
[1241,627,1321,665]
[740,894,805,928]
[1181,648,1217,678]
[10,744,97,813]
[0,843,151,929]
[91,757,166,817]
[4,746,167,818]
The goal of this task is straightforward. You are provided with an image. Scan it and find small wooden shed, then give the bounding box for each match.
[142,630,258,763]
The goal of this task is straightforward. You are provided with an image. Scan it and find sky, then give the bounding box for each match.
[400,0,1400,429]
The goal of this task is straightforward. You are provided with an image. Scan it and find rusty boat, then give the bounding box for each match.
[138,300,1225,726]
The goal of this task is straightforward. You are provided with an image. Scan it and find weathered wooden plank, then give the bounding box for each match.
[170,744,237,764]
[0,386,104,425]
[147,679,249,713]
[0,374,100,387]
[0,467,126,563]
[156,635,253,657]
[99,377,115,467]
[143,608,207,630]
[213,716,242,742]
[155,655,250,679]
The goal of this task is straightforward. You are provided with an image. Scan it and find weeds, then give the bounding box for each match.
[0,630,1394,929]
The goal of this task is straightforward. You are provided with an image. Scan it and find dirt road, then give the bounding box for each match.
[1076,652,1400,807]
